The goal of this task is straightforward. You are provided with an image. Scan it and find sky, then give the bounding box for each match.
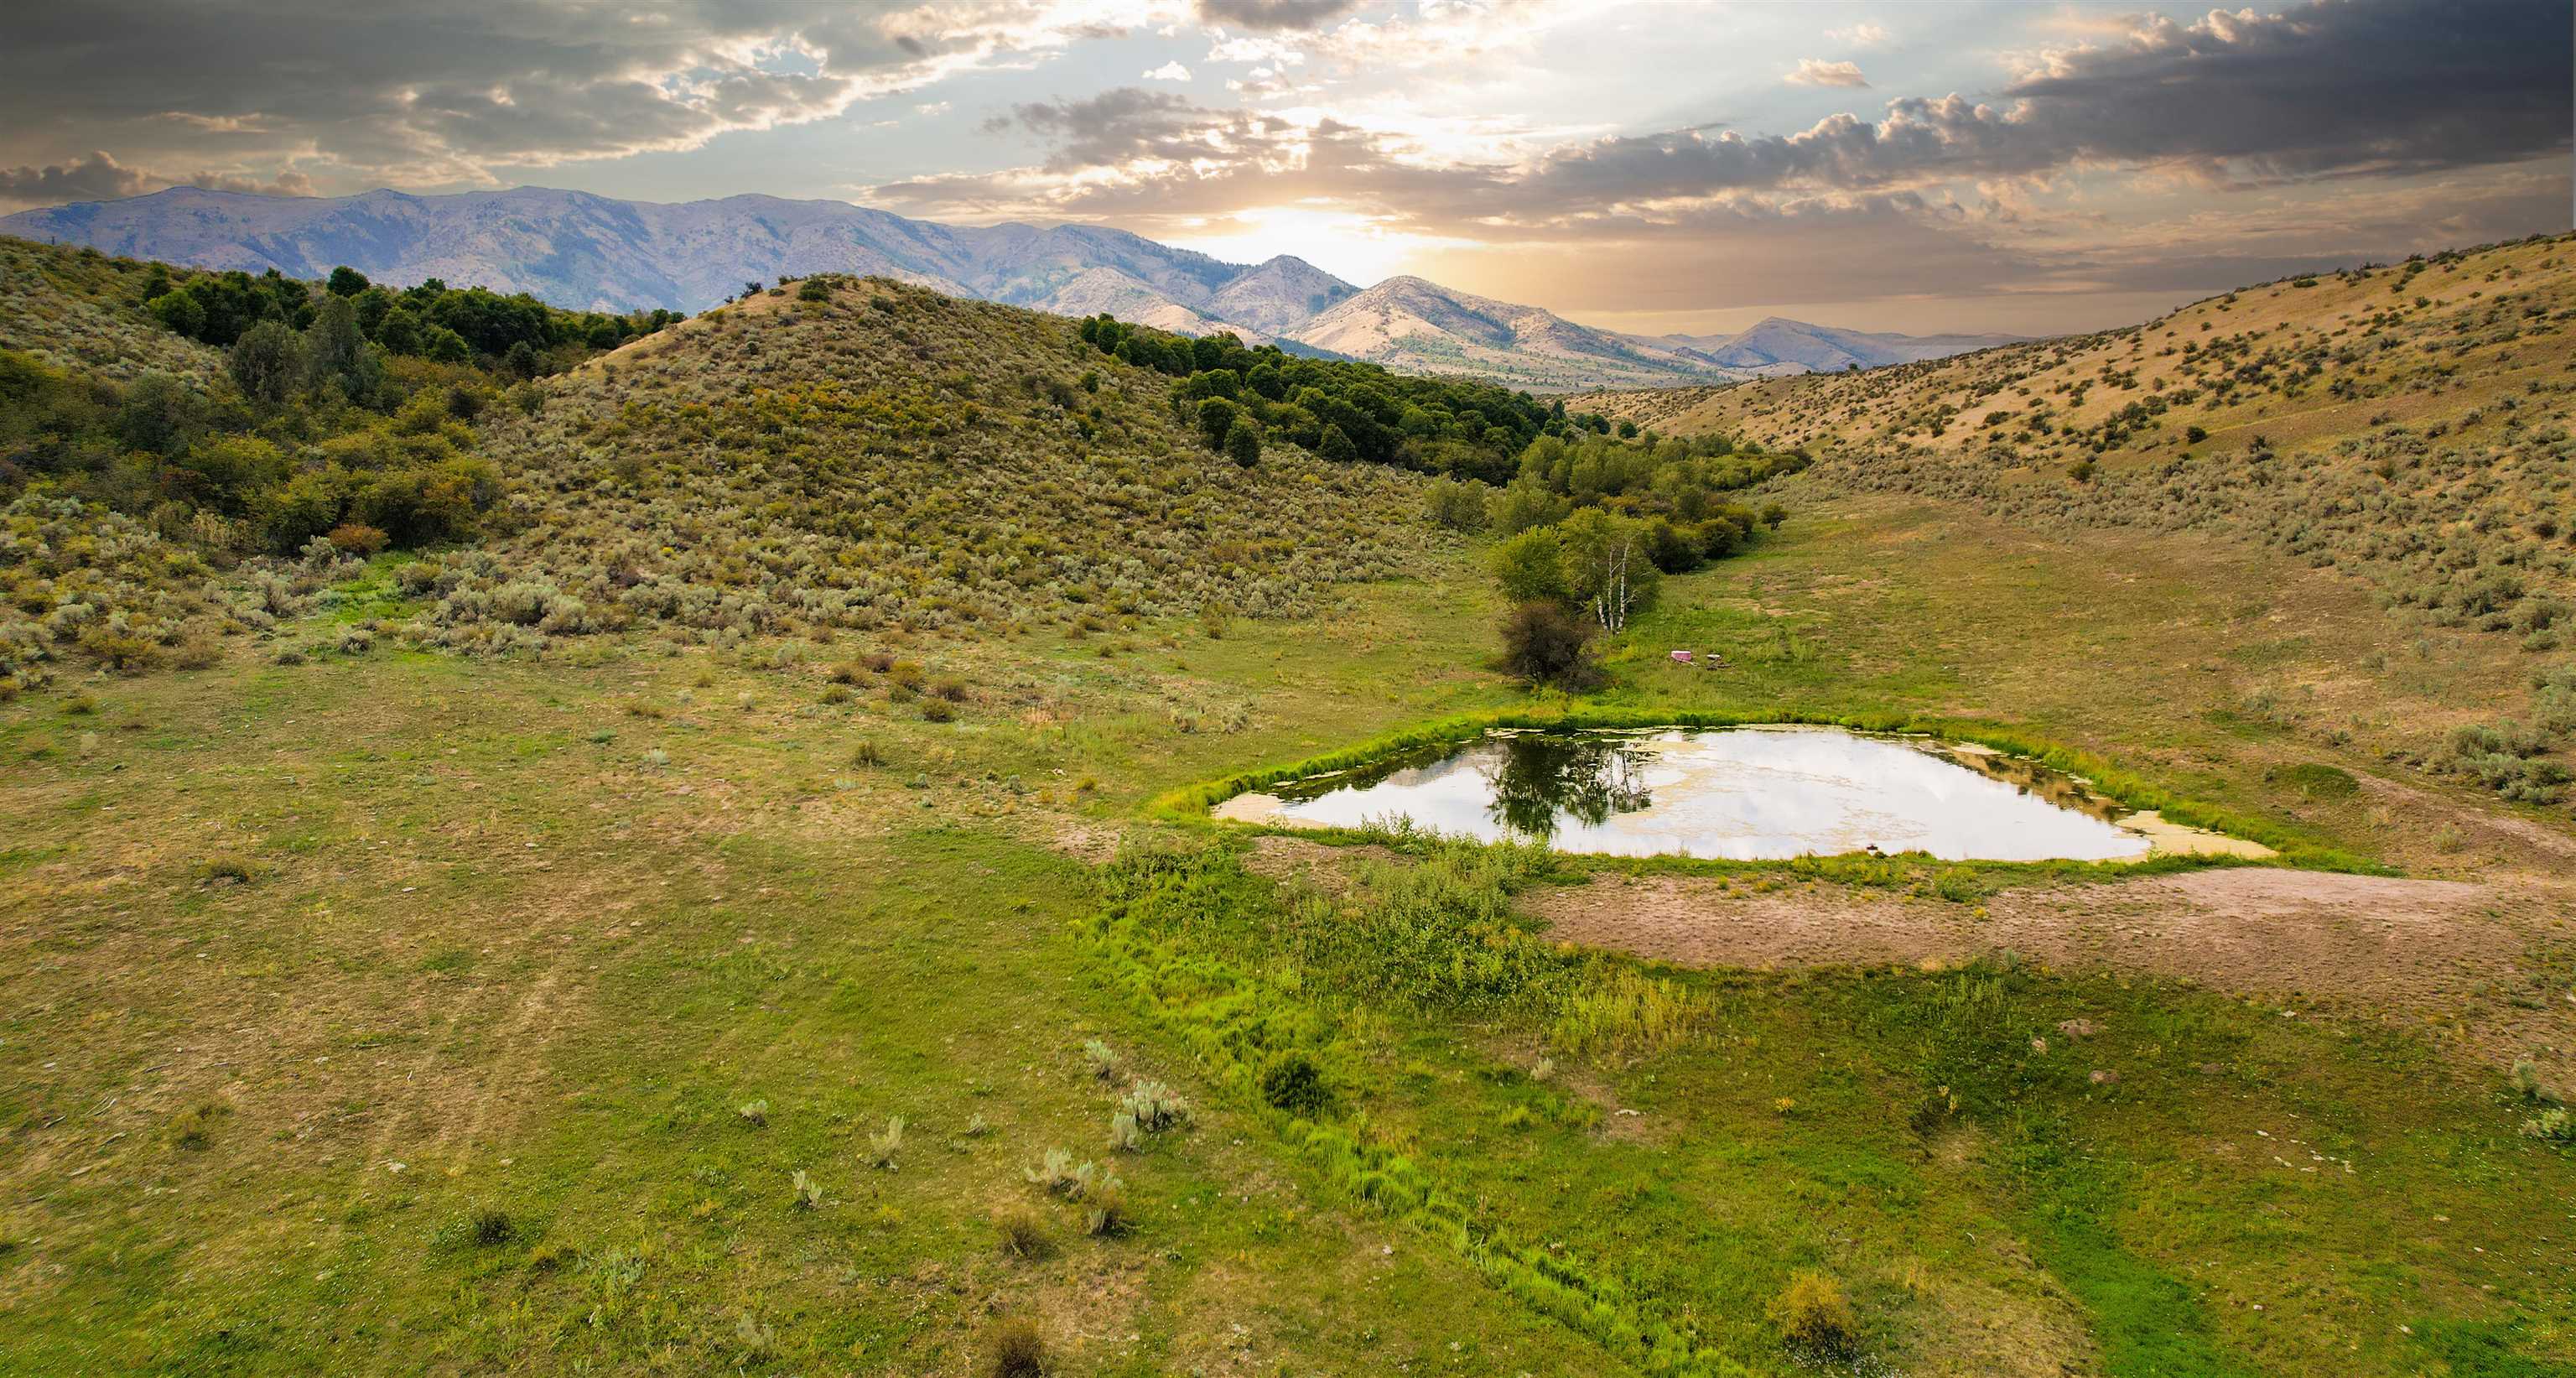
[0,0,2567,336]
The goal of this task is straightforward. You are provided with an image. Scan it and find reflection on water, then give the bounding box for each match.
[1259,725,2151,861]
[1485,734,1652,838]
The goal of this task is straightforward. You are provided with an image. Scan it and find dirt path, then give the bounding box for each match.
[1524,865,2576,1080]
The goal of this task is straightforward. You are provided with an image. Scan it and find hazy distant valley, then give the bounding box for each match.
[3,186,2018,390]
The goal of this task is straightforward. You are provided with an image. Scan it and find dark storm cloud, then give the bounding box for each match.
[1195,0,1365,33]
[1998,0,2570,179]
[0,152,156,204]
[1515,0,2569,206]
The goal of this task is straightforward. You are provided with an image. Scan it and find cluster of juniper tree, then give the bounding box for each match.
[1076,313,1638,481]
[1067,312,1810,690]
[143,263,677,389]
[4,255,667,558]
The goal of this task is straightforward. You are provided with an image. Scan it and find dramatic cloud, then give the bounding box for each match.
[0,149,313,210]
[867,0,2567,331]
[1992,0,2569,181]
[1488,0,2573,211]
[937,0,2568,228]
[0,0,1182,190]
[0,151,153,205]
[1785,60,1869,88]
[0,0,2563,334]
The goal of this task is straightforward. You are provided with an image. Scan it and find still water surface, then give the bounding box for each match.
[1259,726,2151,861]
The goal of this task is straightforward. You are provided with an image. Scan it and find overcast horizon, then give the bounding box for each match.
[3,0,2567,337]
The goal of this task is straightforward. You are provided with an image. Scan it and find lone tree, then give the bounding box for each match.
[1196,396,1240,448]
[1317,423,1358,464]
[1498,601,1602,690]
[227,320,304,409]
[302,294,380,403]
[1223,414,1263,466]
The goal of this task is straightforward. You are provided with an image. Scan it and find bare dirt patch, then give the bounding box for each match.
[1524,866,2576,1078]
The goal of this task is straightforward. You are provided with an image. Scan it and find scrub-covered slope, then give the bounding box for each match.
[428,276,1441,651]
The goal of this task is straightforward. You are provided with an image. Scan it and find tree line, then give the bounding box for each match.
[1076,313,1632,481]
[4,251,668,560]
[1069,312,1810,690]
[144,263,679,387]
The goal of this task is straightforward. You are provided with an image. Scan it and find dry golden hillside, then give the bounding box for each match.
[1578,232,2576,463]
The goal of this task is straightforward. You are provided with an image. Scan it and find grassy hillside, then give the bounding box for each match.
[423,278,1441,653]
[0,238,224,385]
[1579,233,2576,814]
[3,239,2573,1376]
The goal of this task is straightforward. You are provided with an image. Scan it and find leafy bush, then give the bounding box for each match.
[1768,1270,1861,1359]
[1081,1167,1131,1237]
[467,1209,519,1247]
[1422,476,1488,530]
[1497,601,1602,690]
[1258,1052,1329,1116]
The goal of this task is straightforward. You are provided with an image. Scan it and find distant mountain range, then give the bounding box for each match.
[0,186,2021,389]
[1656,319,2026,374]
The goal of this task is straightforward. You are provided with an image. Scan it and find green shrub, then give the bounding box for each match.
[2275,762,2360,799]
[194,855,259,886]
[166,1100,229,1150]
[1258,1053,1330,1117]
[1497,601,1601,690]
[984,1318,1051,1377]
[468,1209,519,1246]
[1768,1270,1861,1358]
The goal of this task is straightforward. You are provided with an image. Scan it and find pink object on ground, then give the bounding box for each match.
[1670,649,1693,663]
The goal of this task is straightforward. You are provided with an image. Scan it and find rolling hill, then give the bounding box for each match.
[5,226,2576,1378]
[1581,231,2576,813]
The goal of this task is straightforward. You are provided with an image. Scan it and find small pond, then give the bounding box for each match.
[1217,725,2215,862]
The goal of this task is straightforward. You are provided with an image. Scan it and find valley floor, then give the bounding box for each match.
[3,486,2572,1376]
